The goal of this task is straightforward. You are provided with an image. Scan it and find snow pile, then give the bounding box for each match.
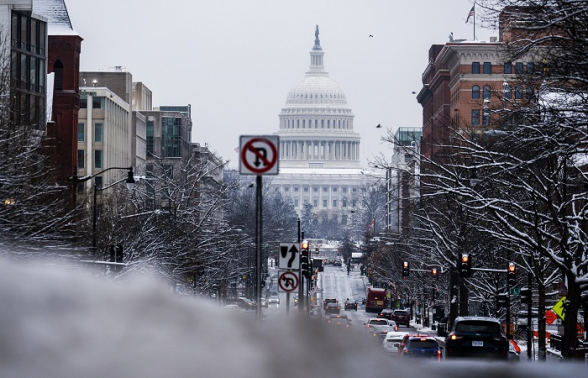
[0,258,584,378]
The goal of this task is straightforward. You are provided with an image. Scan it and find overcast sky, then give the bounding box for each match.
[64,0,495,169]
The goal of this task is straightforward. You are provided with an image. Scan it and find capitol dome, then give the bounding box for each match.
[275,25,360,170]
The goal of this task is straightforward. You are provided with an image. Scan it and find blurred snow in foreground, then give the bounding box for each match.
[0,258,585,378]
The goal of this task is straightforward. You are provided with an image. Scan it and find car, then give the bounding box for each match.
[325,302,341,315]
[260,297,268,308]
[268,292,280,304]
[391,309,411,327]
[400,336,442,360]
[365,317,398,331]
[370,324,396,339]
[445,316,509,360]
[382,331,409,355]
[326,314,351,327]
[397,333,430,356]
[236,297,255,310]
[293,294,299,307]
[377,308,395,320]
[323,298,338,310]
[344,299,358,311]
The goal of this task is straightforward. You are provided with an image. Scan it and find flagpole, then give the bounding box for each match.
[473,2,476,40]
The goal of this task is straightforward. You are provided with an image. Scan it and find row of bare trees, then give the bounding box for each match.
[368,1,588,360]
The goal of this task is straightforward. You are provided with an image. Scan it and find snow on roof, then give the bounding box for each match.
[33,0,78,36]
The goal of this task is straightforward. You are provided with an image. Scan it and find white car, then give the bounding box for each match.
[365,318,399,331]
[268,293,280,304]
[382,331,409,355]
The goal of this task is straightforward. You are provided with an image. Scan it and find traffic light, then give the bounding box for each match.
[431,268,438,278]
[315,247,319,254]
[507,262,516,287]
[520,287,531,305]
[402,261,410,277]
[459,254,471,278]
[301,240,310,279]
[497,292,510,309]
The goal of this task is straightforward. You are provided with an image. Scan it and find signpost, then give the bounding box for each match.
[239,135,279,321]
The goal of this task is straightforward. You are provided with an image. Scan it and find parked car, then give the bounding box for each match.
[391,309,411,327]
[382,331,409,355]
[344,299,358,311]
[400,336,442,360]
[236,297,255,310]
[325,302,341,315]
[445,316,509,360]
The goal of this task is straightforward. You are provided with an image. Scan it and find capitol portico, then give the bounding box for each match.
[272,26,376,220]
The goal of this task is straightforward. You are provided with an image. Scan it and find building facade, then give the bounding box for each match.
[271,26,376,225]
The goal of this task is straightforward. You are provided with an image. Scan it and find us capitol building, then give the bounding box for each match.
[271,26,376,224]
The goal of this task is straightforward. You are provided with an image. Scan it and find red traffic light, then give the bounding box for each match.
[508,262,516,272]
[432,268,438,276]
[461,254,469,263]
[301,240,309,250]
[403,261,409,268]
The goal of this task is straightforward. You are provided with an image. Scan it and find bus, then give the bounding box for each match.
[365,288,387,313]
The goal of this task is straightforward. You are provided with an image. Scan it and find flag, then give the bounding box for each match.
[466,5,475,23]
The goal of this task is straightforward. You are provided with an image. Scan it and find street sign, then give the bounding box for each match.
[278,270,299,292]
[552,296,567,320]
[545,309,557,325]
[278,243,299,269]
[239,135,279,175]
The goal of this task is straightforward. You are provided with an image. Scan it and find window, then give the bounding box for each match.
[80,97,87,109]
[471,109,480,125]
[472,62,480,74]
[303,187,309,192]
[92,96,105,109]
[295,200,299,207]
[78,123,85,141]
[504,84,512,100]
[94,150,103,169]
[483,62,491,74]
[352,188,357,193]
[504,62,512,74]
[77,150,84,169]
[526,87,534,99]
[94,123,103,142]
[323,199,327,207]
[332,200,337,207]
[483,85,491,100]
[294,187,299,192]
[323,187,327,192]
[515,62,524,74]
[342,200,347,207]
[332,187,338,192]
[515,85,523,100]
[284,186,289,192]
[472,85,480,99]
[313,200,318,207]
[313,187,318,192]
[352,200,357,207]
[526,62,534,74]
[343,187,348,193]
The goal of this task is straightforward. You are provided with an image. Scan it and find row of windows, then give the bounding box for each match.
[284,118,350,130]
[77,123,104,142]
[284,186,357,193]
[77,149,103,169]
[472,61,540,75]
[471,84,534,100]
[80,96,105,109]
[294,199,356,208]
[291,93,344,100]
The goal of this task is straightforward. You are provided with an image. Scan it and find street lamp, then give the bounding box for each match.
[70,166,136,255]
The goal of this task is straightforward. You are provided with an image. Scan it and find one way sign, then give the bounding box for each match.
[279,243,299,270]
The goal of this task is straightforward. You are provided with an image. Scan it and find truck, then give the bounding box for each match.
[365,288,386,313]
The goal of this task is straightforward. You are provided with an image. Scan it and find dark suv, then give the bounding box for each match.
[445,316,509,360]
[323,298,337,310]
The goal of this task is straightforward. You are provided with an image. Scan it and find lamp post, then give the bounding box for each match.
[70,166,136,255]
